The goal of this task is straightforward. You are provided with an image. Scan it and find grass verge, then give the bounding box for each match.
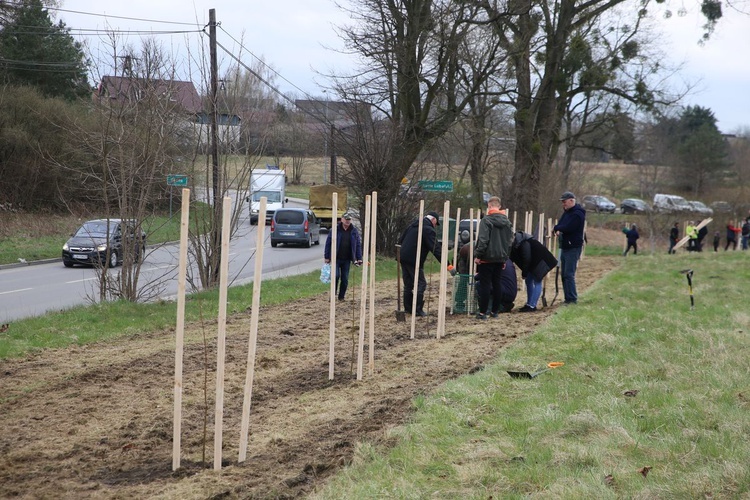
[0,258,398,359]
[313,251,750,498]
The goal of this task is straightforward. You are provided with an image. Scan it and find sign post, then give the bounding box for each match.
[167,175,189,217]
[418,180,453,192]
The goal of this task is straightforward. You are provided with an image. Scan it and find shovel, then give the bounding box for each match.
[394,245,406,322]
[507,361,564,379]
[680,269,694,310]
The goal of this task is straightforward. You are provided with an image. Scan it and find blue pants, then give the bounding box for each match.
[560,247,582,304]
[334,260,352,299]
[525,275,543,308]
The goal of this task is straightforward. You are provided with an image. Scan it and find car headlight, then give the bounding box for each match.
[97,244,107,251]
[63,243,69,251]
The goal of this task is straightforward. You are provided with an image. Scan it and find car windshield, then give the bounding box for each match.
[275,211,305,224]
[252,191,282,203]
[75,222,117,237]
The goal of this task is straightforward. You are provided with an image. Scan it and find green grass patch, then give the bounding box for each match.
[313,251,750,498]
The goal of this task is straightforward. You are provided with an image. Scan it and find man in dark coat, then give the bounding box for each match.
[669,222,679,254]
[399,211,442,316]
[510,231,558,312]
[622,224,640,256]
[473,196,513,319]
[324,213,363,301]
[553,191,586,305]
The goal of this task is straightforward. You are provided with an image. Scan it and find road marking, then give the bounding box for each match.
[66,277,98,284]
[0,288,32,295]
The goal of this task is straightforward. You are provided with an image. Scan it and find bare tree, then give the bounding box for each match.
[332,0,506,252]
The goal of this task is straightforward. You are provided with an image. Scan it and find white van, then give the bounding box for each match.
[653,194,692,213]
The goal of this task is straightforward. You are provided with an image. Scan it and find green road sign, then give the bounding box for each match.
[167,174,188,186]
[418,180,453,192]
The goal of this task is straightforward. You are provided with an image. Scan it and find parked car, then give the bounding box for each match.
[710,201,732,213]
[620,198,651,214]
[687,200,714,217]
[270,208,321,248]
[582,195,616,213]
[62,219,146,268]
[653,193,692,213]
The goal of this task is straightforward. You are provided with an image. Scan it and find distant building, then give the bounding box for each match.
[95,76,241,151]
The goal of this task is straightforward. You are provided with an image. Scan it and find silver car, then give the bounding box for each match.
[270,208,321,248]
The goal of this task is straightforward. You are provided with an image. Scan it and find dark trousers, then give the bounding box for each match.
[401,263,426,313]
[725,238,737,251]
[477,262,504,314]
[624,242,637,255]
[334,260,352,299]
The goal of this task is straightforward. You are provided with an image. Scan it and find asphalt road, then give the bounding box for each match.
[0,199,326,323]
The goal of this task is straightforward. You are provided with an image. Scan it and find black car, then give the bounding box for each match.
[62,219,146,268]
[620,198,651,214]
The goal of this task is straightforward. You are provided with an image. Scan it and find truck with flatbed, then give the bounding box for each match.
[309,184,348,229]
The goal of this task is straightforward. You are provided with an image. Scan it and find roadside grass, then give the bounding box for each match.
[313,251,750,498]
[0,258,399,359]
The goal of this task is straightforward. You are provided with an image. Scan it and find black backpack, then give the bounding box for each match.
[742,221,750,237]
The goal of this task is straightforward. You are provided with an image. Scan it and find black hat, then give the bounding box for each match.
[559,191,576,201]
[342,213,352,220]
[426,211,440,225]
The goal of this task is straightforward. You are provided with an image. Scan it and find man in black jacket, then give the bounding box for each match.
[553,191,586,305]
[399,211,442,316]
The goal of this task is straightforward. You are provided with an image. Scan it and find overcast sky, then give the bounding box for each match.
[57,0,750,134]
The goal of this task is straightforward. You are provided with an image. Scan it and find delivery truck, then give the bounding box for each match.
[309,184,348,229]
[248,169,287,224]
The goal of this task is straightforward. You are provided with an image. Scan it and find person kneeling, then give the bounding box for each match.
[509,231,558,312]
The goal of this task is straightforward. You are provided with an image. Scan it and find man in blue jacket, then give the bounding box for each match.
[324,213,363,301]
[553,191,586,305]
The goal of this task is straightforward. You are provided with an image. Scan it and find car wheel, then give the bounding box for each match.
[306,235,312,248]
[63,261,74,268]
[271,241,277,248]
[314,236,320,245]
[108,250,119,268]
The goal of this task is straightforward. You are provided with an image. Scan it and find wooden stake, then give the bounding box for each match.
[368,192,378,375]
[238,197,267,462]
[357,195,372,379]
[410,201,425,339]
[172,188,190,471]
[213,196,231,471]
[437,200,450,339]
[468,208,475,317]
[328,193,338,380]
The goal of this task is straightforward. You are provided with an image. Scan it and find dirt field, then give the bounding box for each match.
[0,231,620,499]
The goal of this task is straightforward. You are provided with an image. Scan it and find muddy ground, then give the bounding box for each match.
[0,230,620,499]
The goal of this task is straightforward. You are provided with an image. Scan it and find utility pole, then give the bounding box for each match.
[209,8,221,285]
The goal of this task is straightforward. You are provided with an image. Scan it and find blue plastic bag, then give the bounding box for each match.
[320,263,331,284]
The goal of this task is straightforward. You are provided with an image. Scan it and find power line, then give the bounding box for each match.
[6,27,202,36]
[218,26,316,101]
[47,7,201,27]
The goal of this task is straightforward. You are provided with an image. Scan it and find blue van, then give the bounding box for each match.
[270,208,321,248]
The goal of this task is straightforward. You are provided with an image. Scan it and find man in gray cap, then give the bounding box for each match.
[553,191,586,305]
[324,213,363,301]
[398,211,443,316]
